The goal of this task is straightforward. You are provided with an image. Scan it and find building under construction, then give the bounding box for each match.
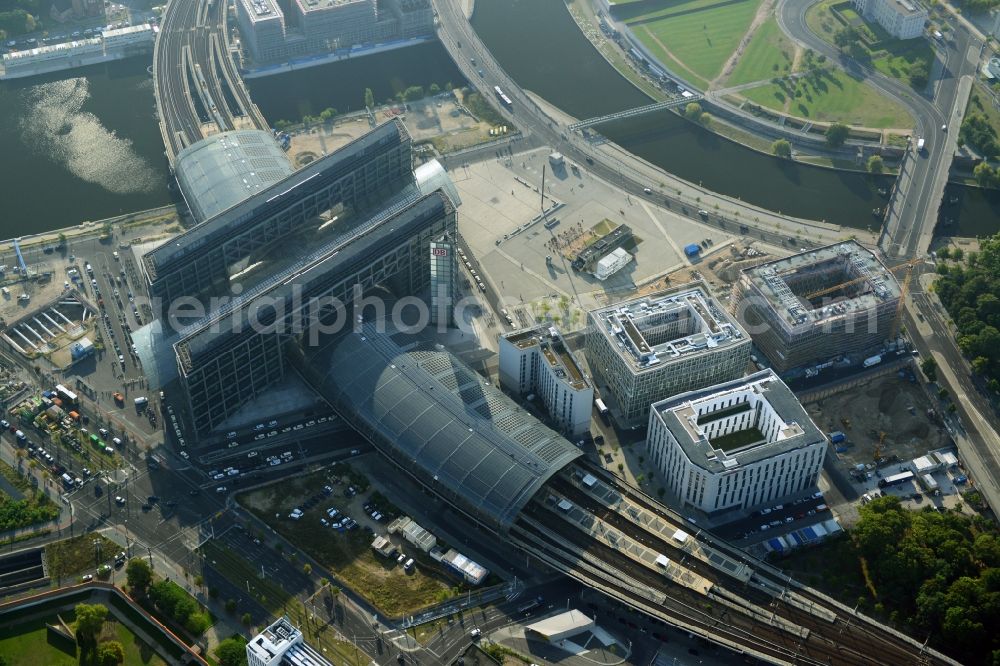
[731,241,901,373]
[572,224,632,272]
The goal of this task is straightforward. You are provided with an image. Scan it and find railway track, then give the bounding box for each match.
[575,463,943,664]
[513,462,954,665]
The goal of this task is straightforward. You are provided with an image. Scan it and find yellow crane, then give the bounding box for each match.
[803,257,922,301]
[874,431,886,461]
[802,257,922,340]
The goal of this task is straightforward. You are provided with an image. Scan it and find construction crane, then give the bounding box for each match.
[873,431,886,462]
[891,263,914,339]
[803,257,922,301]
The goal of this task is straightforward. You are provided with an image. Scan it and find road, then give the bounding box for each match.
[431,0,854,257]
[777,0,981,260]
[905,272,1000,514]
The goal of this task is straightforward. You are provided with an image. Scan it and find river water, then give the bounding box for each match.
[247,42,465,124]
[0,58,171,237]
[0,10,994,237]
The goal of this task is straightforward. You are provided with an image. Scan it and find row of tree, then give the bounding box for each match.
[960,110,1000,160]
[0,487,59,532]
[273,82,455,130]
[126,558,211,636]
[934,232,1000,391]
[683,102,712,128]
[850,497,1000,664]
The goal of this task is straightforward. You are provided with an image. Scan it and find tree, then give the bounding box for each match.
[429,83,440,94]
[684,102,703,121]
[699,111,712,127]
[364,87,375,110]
[96,640,125,666]
[867,155,884,174]
[214,636,249,666]
[771,139,792,158]
[303,563,312,575]
[402,85,425,102]
[225,598,237,613]
[57,232,67,247]
[920,355,938,381]
[973,163,1000,189]
[241,612,252,626]
[75,603,108,642]
[126,558,153,594]
[909,62,930,90]
[825,123,850,148]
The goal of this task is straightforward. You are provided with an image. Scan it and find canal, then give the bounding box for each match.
[0,58,171,237]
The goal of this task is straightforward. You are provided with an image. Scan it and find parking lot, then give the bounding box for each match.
[237,462,478,616]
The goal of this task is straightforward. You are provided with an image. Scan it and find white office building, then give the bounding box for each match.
[586,285,750,427]
[647,370,827,517]
[499,325,593,437]
[247,617,333,666]
[852,0,927,39]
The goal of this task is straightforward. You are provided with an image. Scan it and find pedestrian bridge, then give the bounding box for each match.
[567,95,702,131]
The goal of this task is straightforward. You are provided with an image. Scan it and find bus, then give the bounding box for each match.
[878,470,914,488]
[493,85,513,110]
[55,383,78,405]
[595,398,610,424]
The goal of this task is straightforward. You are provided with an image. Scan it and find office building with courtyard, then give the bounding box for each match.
[585,286,750,427]
[235,0,433,62]
[646,369,827,516]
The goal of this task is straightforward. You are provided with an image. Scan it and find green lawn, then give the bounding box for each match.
[967,81,1000,140]
[625,0,764,85]
[711,427,765,452]
[725,17,796,86]
[870,39,934,84]
[46,533,122,582]
[805,0,843,48]
[0,613,167,666]
[740,67,912,128]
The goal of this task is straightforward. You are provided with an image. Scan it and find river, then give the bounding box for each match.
[247,42,466,124]
[0,14,994,238]
[0,58,171,237]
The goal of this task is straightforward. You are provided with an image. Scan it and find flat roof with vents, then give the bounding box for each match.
[317,325,582,532]
[589,285,747,374]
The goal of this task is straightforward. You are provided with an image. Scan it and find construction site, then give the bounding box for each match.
[730,241,904,372]
[2,292,96,369]
[804,369,951,480]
